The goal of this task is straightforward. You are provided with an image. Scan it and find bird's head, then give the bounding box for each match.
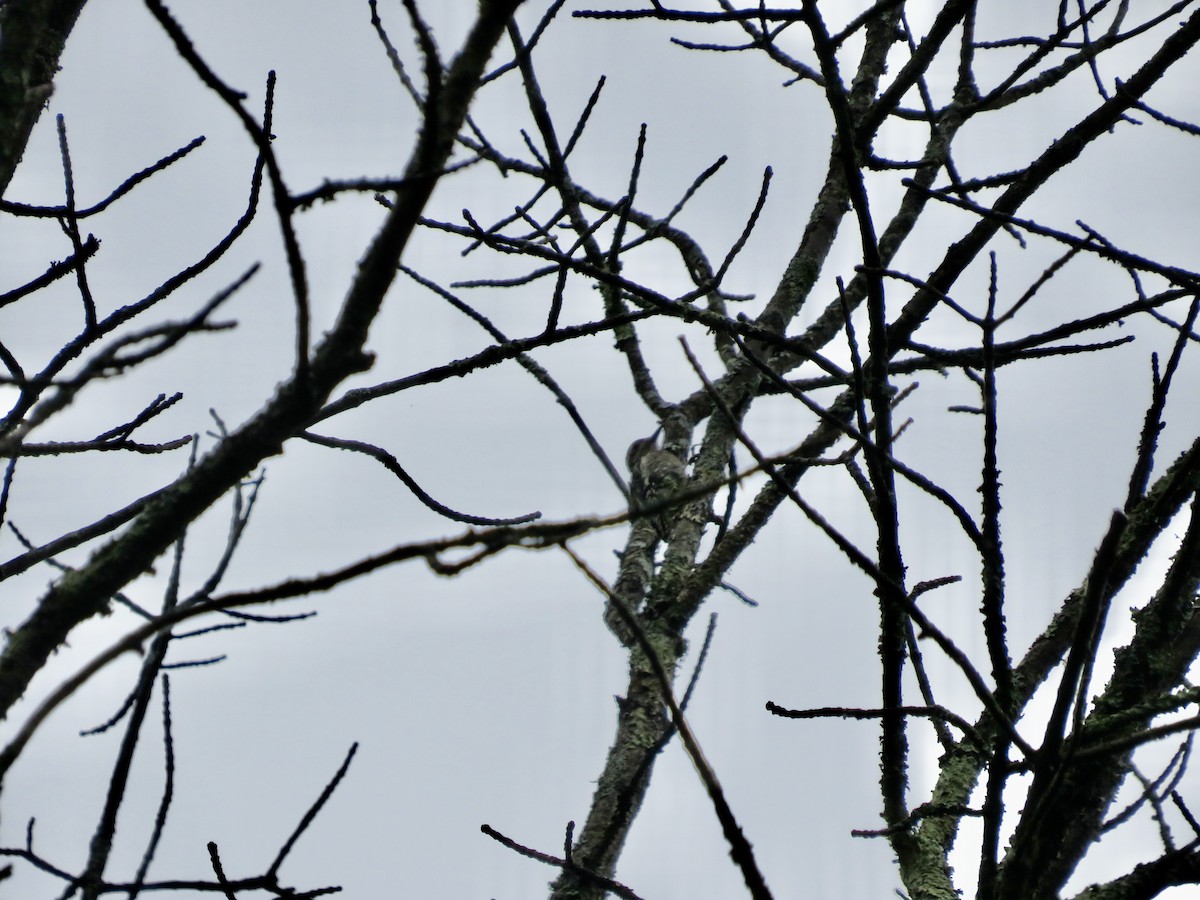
[625,427,663,472]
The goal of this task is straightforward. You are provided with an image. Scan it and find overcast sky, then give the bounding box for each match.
[2,2,1200,898]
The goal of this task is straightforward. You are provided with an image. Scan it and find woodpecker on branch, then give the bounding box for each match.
[626,427,685,538]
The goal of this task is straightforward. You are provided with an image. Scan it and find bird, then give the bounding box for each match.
[626,428,686,538]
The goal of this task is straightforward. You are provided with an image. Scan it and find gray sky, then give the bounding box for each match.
[2,1,1199,897]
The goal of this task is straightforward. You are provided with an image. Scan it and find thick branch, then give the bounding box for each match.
[0,0,524,751]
